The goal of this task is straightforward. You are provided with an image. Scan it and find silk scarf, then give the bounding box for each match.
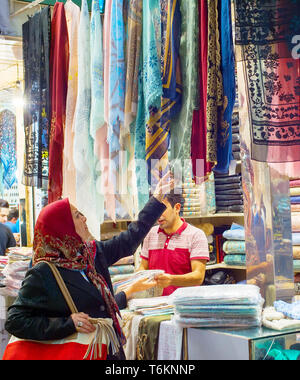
[48,2,69,203]
[170,0,199,165]
[214,0,236,174]
[145,0,182,187]
[63,0,80,205]
[73,0,99,239]
[22,7,50,189]
[0,109,17,188]
[235,0,300,163]
[191,0,212,183]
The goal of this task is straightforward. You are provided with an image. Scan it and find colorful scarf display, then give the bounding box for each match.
[48,2,69,203]
[22,7,51,189]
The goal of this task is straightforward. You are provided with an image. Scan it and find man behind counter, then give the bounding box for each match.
[138,191,209,296]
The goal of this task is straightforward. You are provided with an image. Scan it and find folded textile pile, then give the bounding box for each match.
[0,257,9,285]
[181,172,216,217]
[222,223,246,266]
[214,173,244,213]
[128,296,173,316]
[113,270,164,299]
[171,284,263,328]
[290,179,300,272]
[262,304,300,331]
[1,260,30,297]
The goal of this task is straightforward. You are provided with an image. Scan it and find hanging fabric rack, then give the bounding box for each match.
[10,0,45,18]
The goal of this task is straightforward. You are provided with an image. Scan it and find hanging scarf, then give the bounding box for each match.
[206,0,223,164]
[73,0,100,239]
[145,0,182,187]
[0,109,17,189]
[191,0,212,183]
[104,0,127,220]
[214,0,236,174]
[90,0,105,224]
[32,198,125,346]
[63,0,81,205]
[48,2,69,203]
[170,0,199,165]
[22,7,50,189]
[235,0,300,164]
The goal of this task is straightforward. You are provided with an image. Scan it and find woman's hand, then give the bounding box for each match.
[153,171,175,203]
[71,312,96,334]
[118,277,157,300]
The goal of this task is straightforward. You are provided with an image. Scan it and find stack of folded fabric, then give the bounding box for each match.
[171,284,264,328]
[290,179,300,272]
[214,173,244,213]
[292,233,300,274]
[128,296,174,316]
[181,172,216,217]
[109,256,134,286]
[222,223,246,266]
[112,269,164,298]
[181,173,205,217]
[0,257,9,285]
[1,259,31,297]
[231,111,241,161]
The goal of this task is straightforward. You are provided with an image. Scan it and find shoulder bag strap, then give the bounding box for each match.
[42,261,78,314]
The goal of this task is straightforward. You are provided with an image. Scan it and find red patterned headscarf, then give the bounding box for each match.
[32,198,125,345]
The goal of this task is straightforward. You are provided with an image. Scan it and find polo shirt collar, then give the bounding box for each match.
[158,218,188,236]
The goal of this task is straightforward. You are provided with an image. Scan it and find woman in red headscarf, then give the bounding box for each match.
[4,174,173,360]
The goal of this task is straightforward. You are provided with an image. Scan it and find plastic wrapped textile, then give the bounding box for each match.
[171,285,263,306]
[291,205,300,212]
[294,260,300,271]
[175,304,262,319]
[108,265,134,276]
[224,254,246,266]
[128,296,171,312]
[223,224,245,241]
[293,247,300,260]
[223,240,245,254]
[274,300,300,321]
[290,180,300,188]
[172,313,262,328]
[290,188,300,196]
[290,196,300,204]
[292,213,300,232]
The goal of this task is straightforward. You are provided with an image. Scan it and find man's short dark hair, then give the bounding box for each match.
[164,189,184,208]
[8,208,19,221]
[0,199,9,208]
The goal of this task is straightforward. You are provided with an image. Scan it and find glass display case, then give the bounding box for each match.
[187,327,300,360]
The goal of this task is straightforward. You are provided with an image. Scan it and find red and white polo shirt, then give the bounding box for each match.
[141,219,209,295]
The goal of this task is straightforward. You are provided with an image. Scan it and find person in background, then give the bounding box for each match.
[0,222,16,255]
[0,199,9,223]
[138,190,210,296]
[5,208,20,233]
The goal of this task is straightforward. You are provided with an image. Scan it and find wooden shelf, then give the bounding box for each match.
[207,263,300,274]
